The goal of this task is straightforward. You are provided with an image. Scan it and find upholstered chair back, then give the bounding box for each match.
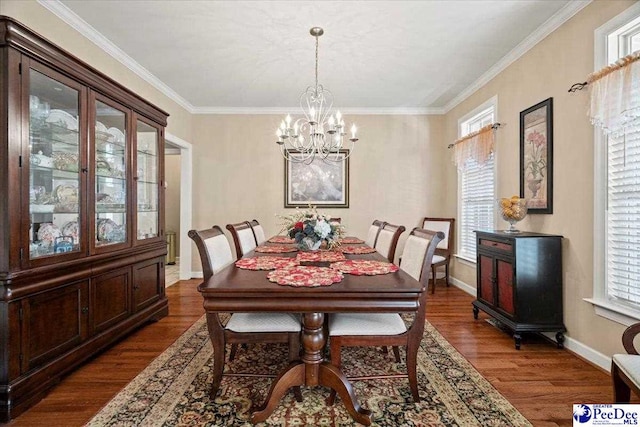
[226,221,258,258]
[422,217,455,251]
[188,226,234,281]
[374,222,405,262]
[400,228,445,287]
[365,220,386,247]
[249,219,267,245]
[400,235,429,281]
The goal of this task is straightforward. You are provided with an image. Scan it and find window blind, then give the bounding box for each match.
[607,123,640,307]
[459,155,495,260]
[458,106,496,261]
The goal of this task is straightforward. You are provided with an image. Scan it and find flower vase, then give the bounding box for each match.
[298,238,322,251]
[527,178,543,198]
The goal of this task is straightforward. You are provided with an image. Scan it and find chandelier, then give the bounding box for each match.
[275,27,358,163]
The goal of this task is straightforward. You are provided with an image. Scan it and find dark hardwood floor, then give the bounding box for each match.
[5,280,625,426]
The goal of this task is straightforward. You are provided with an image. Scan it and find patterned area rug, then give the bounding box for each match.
[87,316,531,426]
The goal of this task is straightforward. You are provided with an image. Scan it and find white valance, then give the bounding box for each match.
[588,51,640,137]
[450,123,499,170]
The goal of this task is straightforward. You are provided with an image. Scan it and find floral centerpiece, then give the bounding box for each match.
[278,206,345,251]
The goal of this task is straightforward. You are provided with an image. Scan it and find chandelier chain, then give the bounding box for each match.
[315,34,319,93]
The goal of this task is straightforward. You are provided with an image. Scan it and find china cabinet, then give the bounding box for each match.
[472,231,565,350]
[0,17,169,421]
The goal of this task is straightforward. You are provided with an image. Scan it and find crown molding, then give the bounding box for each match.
[191,106,444,115]
[442,0,593,113]
[37,0,592,117]
[37,0,196,113]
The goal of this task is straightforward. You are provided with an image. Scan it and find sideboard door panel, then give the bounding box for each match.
[496,259,514,316]
[91,268,131,334]
[22,281,88,372]
[479,254,494,304]
[133,260,164,312]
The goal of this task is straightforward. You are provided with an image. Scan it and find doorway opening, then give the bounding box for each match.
[165,132,193,283]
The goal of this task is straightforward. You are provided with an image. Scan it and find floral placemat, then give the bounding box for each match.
[235,256,299,270]
[340,237,365,244]
[340,245,376,254]
[331,260,399,276]
[267,266,343,287]
[296,251,346,263]
[267,236,296,244]
[255,245,299,253]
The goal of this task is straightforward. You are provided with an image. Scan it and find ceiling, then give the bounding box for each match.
[53,0,585,114]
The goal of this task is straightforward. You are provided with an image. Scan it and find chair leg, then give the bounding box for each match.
[445,263,450,287]
[406,340,420,402]
[288,332,303,402]
[431,265,437,294]
[392,346,401,363]
[206,313,226,399]
[326,338,342,406]
[612,362,631,403]
[229,343,238,361]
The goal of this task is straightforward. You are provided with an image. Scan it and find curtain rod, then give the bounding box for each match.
[447,122,504,149]
[568,82,588,92]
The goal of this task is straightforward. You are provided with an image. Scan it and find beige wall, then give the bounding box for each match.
[444,0,637,357]
[0,0,193,142]
[164,154,181,255]
[191,114,446,264]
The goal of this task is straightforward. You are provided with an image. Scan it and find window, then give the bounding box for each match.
[592,4,640,324]
[457,99,496,262]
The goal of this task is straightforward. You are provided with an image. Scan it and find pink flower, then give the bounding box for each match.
[527,130,546,147]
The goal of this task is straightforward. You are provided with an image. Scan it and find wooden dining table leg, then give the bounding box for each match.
[250,313,372,426]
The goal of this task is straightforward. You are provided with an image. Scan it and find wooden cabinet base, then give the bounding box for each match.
[473,300,565,350]
[0,299,167,422]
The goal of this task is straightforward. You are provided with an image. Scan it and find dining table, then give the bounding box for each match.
[198,237,426,426]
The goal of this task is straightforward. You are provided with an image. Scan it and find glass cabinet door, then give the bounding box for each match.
[135,119,160,241]
[93,99,128,249]
[28,67,83,260]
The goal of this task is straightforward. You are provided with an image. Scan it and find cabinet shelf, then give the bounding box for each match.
[30,164,79,179]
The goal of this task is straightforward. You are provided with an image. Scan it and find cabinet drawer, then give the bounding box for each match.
[479,239,512,253]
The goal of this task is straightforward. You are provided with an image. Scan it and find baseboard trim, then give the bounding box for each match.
[449,276,477,296]
[450,275,613,373]
[192,271,203,279]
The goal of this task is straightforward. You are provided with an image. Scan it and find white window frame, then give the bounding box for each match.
[588,2,640,326]
[455,95,498,264]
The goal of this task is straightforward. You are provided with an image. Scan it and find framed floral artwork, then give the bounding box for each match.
[520,98,553,214]
[284,150,349,208]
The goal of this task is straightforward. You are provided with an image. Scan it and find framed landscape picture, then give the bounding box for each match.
[520,97,553,214]
[284,150,349,208]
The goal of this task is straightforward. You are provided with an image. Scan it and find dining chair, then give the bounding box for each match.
[327,228,444,404]
[374,222,406,263]
[249,219,267,244]
[422,217,455,293]
[365,220,386,247]
[226,221,258,258]
[189,226,303,401]
[612,321,640,402]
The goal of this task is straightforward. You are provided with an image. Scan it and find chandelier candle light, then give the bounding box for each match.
[275,27,358,163]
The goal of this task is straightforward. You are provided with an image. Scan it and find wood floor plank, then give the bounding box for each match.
[5,281,628,426]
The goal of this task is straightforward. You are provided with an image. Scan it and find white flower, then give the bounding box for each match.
[314,220,331,239]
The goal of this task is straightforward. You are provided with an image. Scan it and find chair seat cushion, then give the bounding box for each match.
[432,255,446,264]
[226,313,301,333]
[613,354,640,386]
[329,313,407,336]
